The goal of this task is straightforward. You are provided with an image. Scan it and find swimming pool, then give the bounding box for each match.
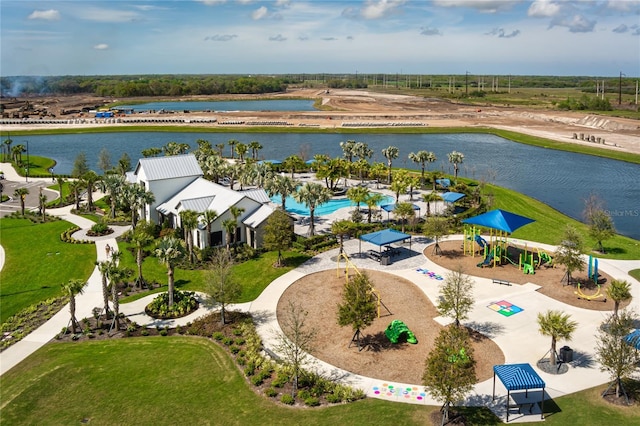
[270,194,394,217]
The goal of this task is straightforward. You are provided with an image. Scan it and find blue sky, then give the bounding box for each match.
[1,1,638,77]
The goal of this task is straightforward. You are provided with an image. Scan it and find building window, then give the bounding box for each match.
[211,231,223,247]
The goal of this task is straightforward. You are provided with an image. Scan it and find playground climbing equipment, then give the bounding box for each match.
[574,282,607,302]
[337,252,391,318]
[385,320,418,344]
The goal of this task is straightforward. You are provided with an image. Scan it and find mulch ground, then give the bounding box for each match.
[277,269,503,385]
[427,240,626,312]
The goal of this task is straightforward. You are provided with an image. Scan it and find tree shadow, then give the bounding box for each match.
[364,331,412,353]
[569,350,596,369]
[465,321,505,339]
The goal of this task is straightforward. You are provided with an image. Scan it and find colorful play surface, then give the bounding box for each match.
[372,383,427,402]
[487,300,523,317]
[415,268,444,280]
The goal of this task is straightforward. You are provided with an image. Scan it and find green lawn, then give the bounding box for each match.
[1,337,638,425]
[119,246,311,303]
[0,218,96,323]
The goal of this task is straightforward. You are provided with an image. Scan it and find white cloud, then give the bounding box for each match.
[28,9,61,21]
[606,0,640,13]
[269,34,286,42]
[93,43,109,50]
[528,1,561,18]
[275,0,291,6]
[551,14,596,33]
[74,8,140,23]
[433,0,518,13]
[252,6,268,20]
[360,0,406,20]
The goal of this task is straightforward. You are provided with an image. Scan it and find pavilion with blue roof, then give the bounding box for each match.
[493,363,546,422]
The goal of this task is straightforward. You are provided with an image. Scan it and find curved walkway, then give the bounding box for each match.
[2,190,639,421]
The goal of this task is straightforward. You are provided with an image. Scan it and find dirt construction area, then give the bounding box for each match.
[2,88,640,155]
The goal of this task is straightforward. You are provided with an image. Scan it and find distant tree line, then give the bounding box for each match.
[0,75,293,97]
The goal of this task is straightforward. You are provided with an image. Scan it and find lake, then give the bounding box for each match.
[18,132,640,240]
[115,99,316,112]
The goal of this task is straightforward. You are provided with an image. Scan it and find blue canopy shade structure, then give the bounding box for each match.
[435,178,451,188]
[380,203,421,212]
[493,363,546,422]
[441,192,466,203]
[360,228,411,253]
[305,159,315,165]
[625,329,640,349]
[258,160,282,165]
[462,209,535,234]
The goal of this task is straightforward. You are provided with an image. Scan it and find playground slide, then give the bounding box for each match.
[477,252,494,268]
[474,235,488,249]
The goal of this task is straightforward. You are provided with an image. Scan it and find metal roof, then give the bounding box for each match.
[135,154,203,181]
[179,196,216,213]
[239,188,271,204]
[243,205,275,228]
[156,177,244,217]
[493,363,545,391]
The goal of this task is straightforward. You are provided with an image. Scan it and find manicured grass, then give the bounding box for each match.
[10,155,57,178]
[489,183,640,259]
[630,269,640,282]
[118,245,311,303]
[2,337,637,425]
[0,218,96,323]
[0,338,434,425]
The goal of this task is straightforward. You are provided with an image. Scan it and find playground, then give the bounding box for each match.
[426,239,622,312]
[276,269,504,385]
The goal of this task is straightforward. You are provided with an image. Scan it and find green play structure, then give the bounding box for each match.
[385,320,418,344]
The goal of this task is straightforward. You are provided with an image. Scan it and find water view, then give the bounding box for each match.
[116,99,316,112]
[18,132,640,240]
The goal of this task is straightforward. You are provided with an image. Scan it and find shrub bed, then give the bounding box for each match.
[144,291,199,319]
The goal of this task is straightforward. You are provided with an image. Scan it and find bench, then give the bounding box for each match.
[492,278,511,286]
[367,250,381,262]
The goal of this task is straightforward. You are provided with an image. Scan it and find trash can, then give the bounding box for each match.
[380,256,391,266]
[559,346,573,363]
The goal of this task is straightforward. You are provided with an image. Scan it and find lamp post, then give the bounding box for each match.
[465,71,470,97]
[619,71,625,105]
[49,167,54,182]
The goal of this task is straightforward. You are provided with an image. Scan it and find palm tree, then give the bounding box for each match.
[265,174,298,210]
[394,202,415,233]
[340,140,357,164]
[3,137,12,162]
[447,151,465,180]
[537,310,577,366]
[124,182,155,228]
[346,186,369,212]
[293,182,332,236]
[235,142,248,163]
[155,236,186,307]
[199,209,219,247]
[96,260,113,317]
[98,174,125,219]
[223,218,236,253]
[38,188,47,221]
[331,220,353,255]
[68,180,83,210]
[61,279,86,334]
[428,170,443,192]
[422,192,443,217]
[215,143,225,157]
[364,192,384,223]
[315,157,346,191]
[390,170,409,203]
[227,139,239,159]
[81,171,100,211]
[606,279,632,320]
[409,150,436,186]
[179,209,200,263]
[382,146,399,184]
[283,154,305,179]
[55,176,65,206]
[229,206,245,246]
[13,187,29,216]
[369,162,387,189]
[107,259,132,331]
[130,221,155,287]
[251,162,273,188]
[248,140,263,160]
